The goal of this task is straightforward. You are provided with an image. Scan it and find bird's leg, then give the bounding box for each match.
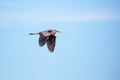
[29,33,39,35]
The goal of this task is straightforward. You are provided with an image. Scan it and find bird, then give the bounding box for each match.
[29,29,60,52]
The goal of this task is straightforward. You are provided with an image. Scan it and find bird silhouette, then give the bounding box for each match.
[29,29,60,52]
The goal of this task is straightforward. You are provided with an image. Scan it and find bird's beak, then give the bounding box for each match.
[55,30,61,33]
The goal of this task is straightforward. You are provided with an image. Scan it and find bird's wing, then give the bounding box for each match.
[39,33,48,47]
[47,35,56,52]
[41,30,51,37]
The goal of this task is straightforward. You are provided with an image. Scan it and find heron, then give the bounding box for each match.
[29,29,60,52]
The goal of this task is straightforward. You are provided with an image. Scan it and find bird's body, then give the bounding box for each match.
[29,29,60,52]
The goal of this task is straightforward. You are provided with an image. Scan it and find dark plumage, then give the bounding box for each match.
[29,29,60,52]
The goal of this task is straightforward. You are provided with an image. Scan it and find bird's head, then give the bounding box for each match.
[50,30,60,35]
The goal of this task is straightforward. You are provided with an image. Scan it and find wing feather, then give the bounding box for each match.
[47,35,56,52]
[39,33,48,46]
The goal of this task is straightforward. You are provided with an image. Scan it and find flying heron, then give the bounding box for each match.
[29,29,60,52]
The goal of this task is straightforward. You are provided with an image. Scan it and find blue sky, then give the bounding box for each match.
[0,0,120,80]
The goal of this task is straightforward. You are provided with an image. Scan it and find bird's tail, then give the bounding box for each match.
[29,33,38,35]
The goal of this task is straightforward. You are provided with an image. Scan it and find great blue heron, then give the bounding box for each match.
[29,29,60,52]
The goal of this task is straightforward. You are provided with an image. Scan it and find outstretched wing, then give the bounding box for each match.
[39,33,48,47]
[47,35,56,52]
[41,30,51,37]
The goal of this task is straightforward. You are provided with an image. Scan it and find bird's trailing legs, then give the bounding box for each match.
[29,33,39,35]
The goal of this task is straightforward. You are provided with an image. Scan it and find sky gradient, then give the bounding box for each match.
[0,0,120,80]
